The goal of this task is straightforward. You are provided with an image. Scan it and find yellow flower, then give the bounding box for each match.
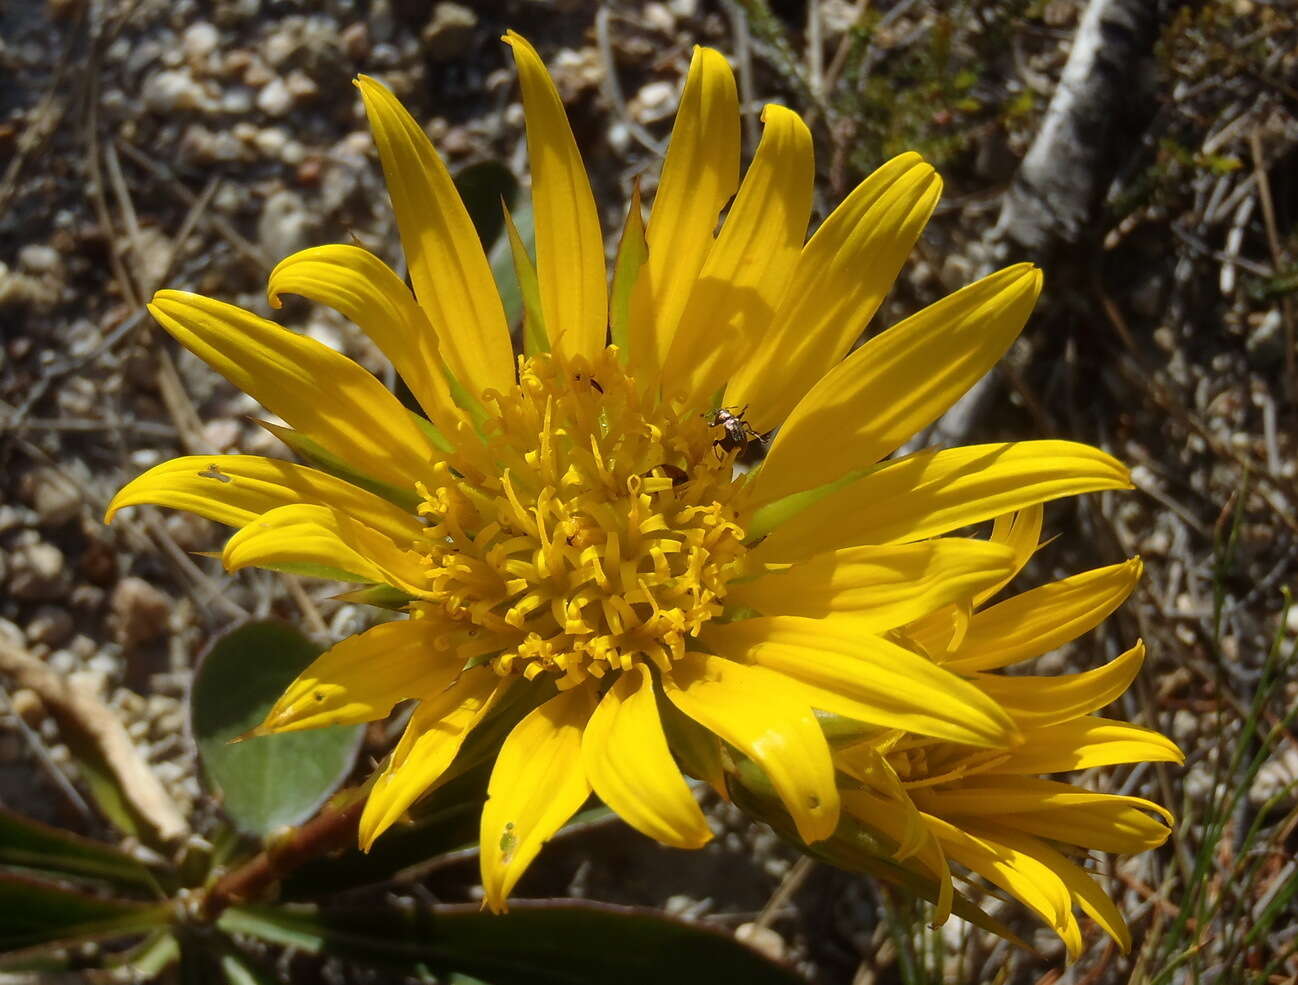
[824,507,1182,959]
[107,34,1133,912]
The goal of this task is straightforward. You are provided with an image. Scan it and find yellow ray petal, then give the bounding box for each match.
[923,813,1076,948]
[729,539,1015,629]
[628,46,739,382]
[480,685,597,912]
[902,602,972,663]
[661,104,814,408]
[267,245,466,436]
[974,504,1044,607]
[359,670,502,850]
[916,776,1172,854]
[840,787,952,924]
[662,652,839,844]
[750,440,1132,563]
[989,716,1184,774]
[581,664,712,850]
[755,265,1042,504]
[105,454,421,545]
[726,154,941,432]
[503,32,605,361]
[944,559,1144,673]
[973,640,1146,729]
[354,75,513,396]
[222,503,429,595]
[703,616,1016,748]
[251,618,450,737]
[972,821,1132,954]
[838,747,932,864]
[148,291,437,491]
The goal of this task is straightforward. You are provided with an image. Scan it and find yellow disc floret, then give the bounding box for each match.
[415,346,750,689]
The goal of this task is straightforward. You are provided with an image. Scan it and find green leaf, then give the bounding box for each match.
[0,808,157,890]
[608,182,647,361]
[454,160,520,254]
[744,463,882,545]
[256,420,422,513]
[191,621,364,837]
[504,203,549,356]
[220,899,808,985]
[489,200,535,331]
[0,873,169,955]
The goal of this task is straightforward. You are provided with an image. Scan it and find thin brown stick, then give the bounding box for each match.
[201,798,365,919]
[1249,126,1297,400]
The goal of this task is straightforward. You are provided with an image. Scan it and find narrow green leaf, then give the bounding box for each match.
[745,464,878,545]
[609,181,647,362]
[410,408,455,454]
[220,899,808,985]
[0,873,169,954]
[332,584,416,610]
[191,621,364,837]
[503,202,549,356]
[0,808,156,890]
[489,200,535,333]
[256,420,422,512]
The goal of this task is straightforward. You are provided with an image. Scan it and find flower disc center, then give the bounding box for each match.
[416,348,749,689]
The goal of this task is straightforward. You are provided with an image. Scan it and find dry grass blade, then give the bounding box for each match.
[0,637,188,845]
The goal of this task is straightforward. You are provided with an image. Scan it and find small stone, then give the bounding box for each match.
[0,619,23,648]
[19,466,81,525]
[9,542,69,600]
[285,69,318,102]
[258,189,315,262]
[1251,746,1298,808]
[304,317,344,352]
[221,87,254,114]
[340,22,369,60]
[68,669,109,696]
[110,577,173,649]
[9,688,45,727]
[735,923,786,962]
[242,57,273,88]
[643,3,675,33]
[0,505,29,533]
[183,21,220,60]
[253,126,288,158]
[25,606,73,647]
[143,68,213,113]
[18,244,61,276]
[1170,708,1199,746]
[257,77,293,117]
[46,649,78,676]
[202,418,241,452]
[422,2,477,61]
[632,80,676,122]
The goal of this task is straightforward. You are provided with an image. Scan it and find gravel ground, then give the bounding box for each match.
[2,1,1297,983]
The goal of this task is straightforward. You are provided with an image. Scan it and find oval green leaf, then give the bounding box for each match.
[191,621,364,837]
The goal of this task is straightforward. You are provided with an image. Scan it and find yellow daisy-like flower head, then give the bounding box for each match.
[108,33,1135,912]
[810,508,1182,959]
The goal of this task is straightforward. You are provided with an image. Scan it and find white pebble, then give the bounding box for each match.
[257,77,293,117]
[183,21,220,60]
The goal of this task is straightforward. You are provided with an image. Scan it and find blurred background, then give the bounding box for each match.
[1,1,1296,982]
